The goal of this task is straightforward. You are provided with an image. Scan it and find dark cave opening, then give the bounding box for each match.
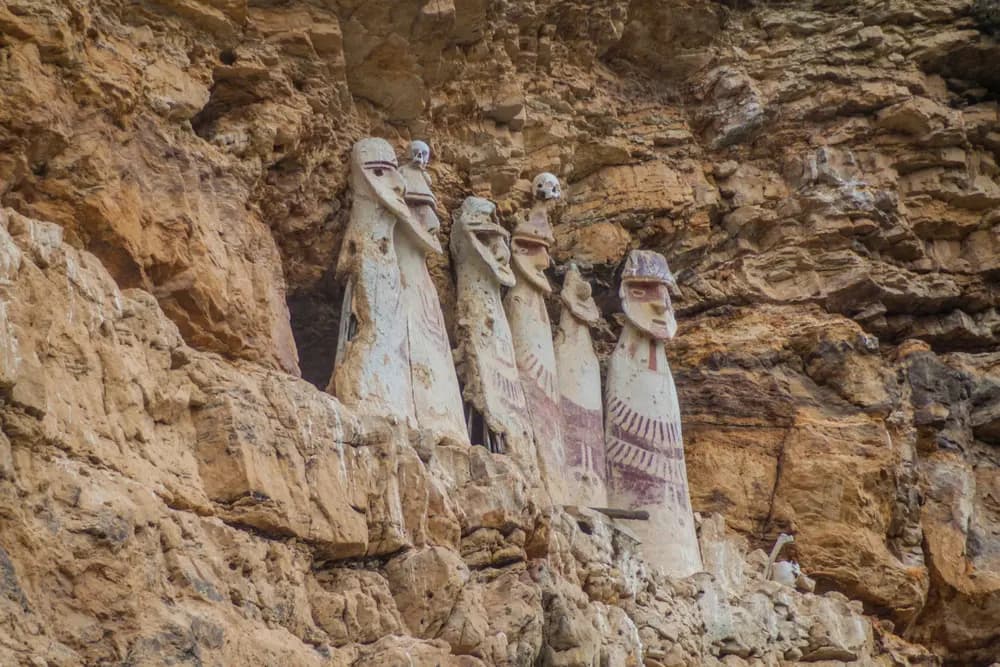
[288,269,342,391]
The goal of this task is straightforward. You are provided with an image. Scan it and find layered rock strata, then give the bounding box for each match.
[0,0,998,663]
[1,207,941,665]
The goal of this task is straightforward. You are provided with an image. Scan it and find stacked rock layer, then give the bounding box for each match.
[1,0,998,664]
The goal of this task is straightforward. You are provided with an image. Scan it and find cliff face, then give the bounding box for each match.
[0,0,998,665]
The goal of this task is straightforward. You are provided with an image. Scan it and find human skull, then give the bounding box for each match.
[409,140,431,169]
[532,172,561,201]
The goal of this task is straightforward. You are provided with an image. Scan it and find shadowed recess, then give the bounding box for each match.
[288,270,342,390]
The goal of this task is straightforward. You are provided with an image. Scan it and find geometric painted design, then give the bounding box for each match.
[606,393,687,509]
[523,378,560,445]
[491,367,526,410]
[561,398,604,474]
[606,397,681,447]
[520,351,558,397]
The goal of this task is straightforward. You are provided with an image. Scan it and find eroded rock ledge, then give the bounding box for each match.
[1,0,999,664]
[0,208,937,665]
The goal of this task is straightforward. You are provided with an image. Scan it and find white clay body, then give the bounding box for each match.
[330,140,415,424]
[506,279,568,504]
[555,306,608,507]
[605,323,702,577]
[772,561,799,587]
[451,198,537,478]
[396,157,468,445]
[331,239,414,424]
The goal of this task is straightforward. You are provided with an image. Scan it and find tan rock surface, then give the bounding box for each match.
[0,205,938,665]
[1,0,998,663]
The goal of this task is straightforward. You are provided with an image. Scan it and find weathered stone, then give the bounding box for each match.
[0,1,995,664]
[308,570,403,646]
[385,546,469,639]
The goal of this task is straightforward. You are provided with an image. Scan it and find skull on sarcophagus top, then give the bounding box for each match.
[503,173,570,504]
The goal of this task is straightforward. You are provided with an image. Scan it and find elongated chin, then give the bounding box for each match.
[513,260,550,293]
[383,198,413,224]
[653,325,674,341]
[493,265,516,287]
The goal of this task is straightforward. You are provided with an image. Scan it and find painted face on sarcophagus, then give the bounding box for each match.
[402,200,442,255]
[620,250,678,340]
[350,138,412,223]
[511,210,555,293]
[561,264,601,324]
[451,197,516,287]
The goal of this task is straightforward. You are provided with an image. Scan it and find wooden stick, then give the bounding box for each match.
[591,507,650,521]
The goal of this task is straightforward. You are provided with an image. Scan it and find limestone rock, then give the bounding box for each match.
[1,0,998,663]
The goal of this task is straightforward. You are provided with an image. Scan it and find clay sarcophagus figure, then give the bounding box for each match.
[504,173,568,503]
[555,264,608,507]
[605,250,702,577]
[329,138,416,424]
[396,141,468,445]
[450,197,537,476]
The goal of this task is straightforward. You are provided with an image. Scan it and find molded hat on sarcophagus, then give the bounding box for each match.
[513,210,556,246]
[620,249,676,285]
